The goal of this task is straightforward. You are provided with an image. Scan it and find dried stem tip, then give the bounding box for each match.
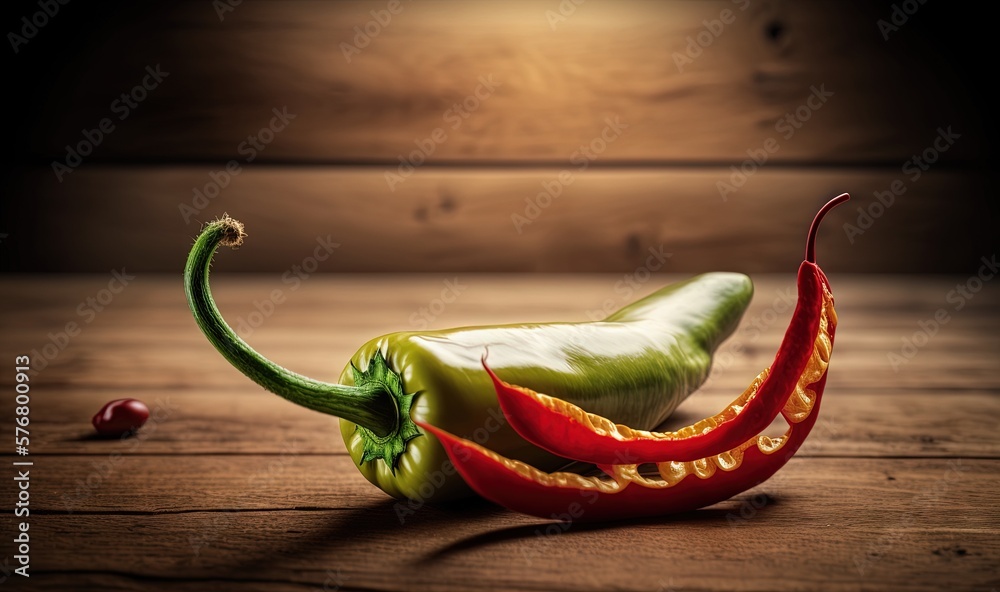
[214,214,247,248]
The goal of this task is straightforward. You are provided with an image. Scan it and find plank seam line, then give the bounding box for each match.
[25,507,357,516]
[8,158,993,170]
[28,570,391,591]
[5,453,999,459]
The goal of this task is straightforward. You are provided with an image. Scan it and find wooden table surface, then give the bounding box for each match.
[1,274,997,591]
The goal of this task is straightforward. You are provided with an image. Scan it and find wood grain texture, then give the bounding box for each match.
[16,460,1000,591]
[3,166,992,273]
[20,455,1000,515]
[0,275,997,591]
[22,1,984,163]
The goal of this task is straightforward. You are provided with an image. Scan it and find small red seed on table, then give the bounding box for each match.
[92,399,150,437]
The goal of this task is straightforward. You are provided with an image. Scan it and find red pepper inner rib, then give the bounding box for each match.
[490,261,824,465]
[417,283,836,522]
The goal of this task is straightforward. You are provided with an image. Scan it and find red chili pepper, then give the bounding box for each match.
[486,195,846,465]
[416,194,846,521]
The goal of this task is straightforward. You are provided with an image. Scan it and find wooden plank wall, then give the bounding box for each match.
[2,0,994,273]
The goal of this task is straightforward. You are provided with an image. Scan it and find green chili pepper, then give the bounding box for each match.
[184,216,753,502]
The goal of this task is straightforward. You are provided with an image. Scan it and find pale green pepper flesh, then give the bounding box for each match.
[340,271,753,501]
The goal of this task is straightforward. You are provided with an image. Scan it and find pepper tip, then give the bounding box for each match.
[414,418,445,443]
[805,193,850,264]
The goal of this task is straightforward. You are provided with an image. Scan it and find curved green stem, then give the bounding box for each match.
[183,216,398,438]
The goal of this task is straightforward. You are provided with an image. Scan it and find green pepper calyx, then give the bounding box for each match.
[350,350,421,472]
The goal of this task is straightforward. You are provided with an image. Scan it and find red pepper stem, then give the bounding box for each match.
[183,216,399,438]
[806,193,850,264]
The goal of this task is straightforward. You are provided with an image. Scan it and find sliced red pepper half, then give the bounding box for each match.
[415,193,846,521]
[487,193,849,465]
[417,282,836,521]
